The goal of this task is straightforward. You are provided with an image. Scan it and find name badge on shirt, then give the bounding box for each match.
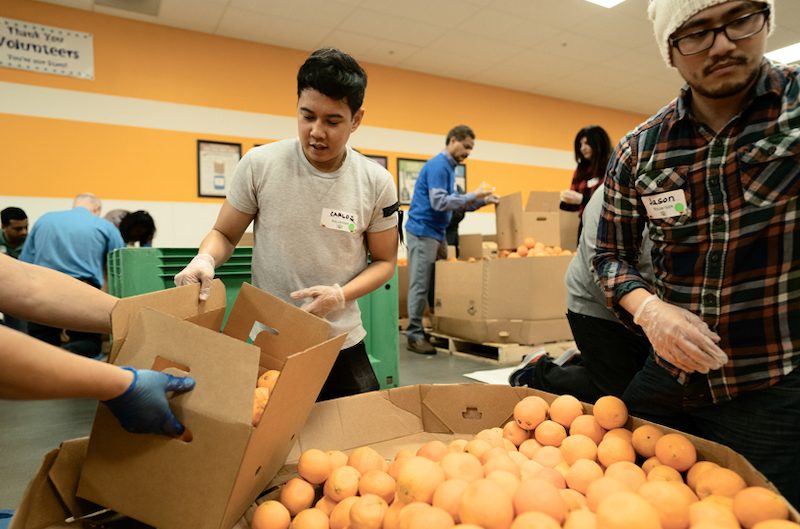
[321,208,358,233]
[642,189,688,219]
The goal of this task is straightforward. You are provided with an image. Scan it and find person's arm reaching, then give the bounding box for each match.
[175,201,256,300]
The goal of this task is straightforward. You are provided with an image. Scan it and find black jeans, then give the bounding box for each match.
[316,340,379,402]
[528,310,650,402]
[27,322,103,359]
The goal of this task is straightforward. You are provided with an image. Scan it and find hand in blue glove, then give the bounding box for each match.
[103,367,196,437]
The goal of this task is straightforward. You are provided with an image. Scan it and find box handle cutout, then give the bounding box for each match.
[462,407,483,420]
[536,216,547,221]
[247,321,279,344]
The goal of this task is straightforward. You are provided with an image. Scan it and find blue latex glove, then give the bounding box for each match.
[103,367,196,436]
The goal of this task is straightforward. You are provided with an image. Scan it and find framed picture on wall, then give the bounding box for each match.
[365,154,388,169]
[197,140,242,198]
[397,158,427,205]
[455,164,467,194]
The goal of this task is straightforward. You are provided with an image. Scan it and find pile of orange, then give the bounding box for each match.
[500,237,574,259]
[251,393,796,529]
[251,369,280,427]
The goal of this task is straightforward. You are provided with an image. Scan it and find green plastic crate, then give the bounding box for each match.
[107,247,399,389]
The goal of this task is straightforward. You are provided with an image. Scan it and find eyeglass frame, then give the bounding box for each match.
[668,7,770,56]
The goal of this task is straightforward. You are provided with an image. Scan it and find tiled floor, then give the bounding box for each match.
[0,331,497,509]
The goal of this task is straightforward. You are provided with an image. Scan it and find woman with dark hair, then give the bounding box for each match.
[559,125,612,239]
[119,210,156,247]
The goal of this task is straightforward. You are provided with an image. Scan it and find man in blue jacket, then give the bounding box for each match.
[404,125,498,354]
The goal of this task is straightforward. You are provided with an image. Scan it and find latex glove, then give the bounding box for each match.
[174,253,215,301]
[484,194,500,205]
[103,367,196,436]
[560,189,583,205]
[633,294,728,374]
[472,183,495,200]
[290,283,346,317]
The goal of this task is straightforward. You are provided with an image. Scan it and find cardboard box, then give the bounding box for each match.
[279,384,799,522]
[459,233,497,260]
[496,191,580,251]
[433,315,571,346]
[76,281,346,529]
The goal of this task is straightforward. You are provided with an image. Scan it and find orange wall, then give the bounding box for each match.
[1,0,646,204]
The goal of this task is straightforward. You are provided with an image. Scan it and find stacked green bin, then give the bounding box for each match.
[106,247,399,389]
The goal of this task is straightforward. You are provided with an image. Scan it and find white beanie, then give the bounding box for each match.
[648,0,775,67]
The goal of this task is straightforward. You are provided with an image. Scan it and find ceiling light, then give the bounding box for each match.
[584,0,627,7]
[766,43,800,65]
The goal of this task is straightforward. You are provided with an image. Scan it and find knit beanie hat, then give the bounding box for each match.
[648,0,775,67]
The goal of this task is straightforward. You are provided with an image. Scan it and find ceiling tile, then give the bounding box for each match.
[457,8,562,47]
[229,0,355,27]
[157,0,227,33]
[355,0,480,29]
[216,7,333,51]
[398,48,491,80]
[320,30,420,66]
[336,8,446,46]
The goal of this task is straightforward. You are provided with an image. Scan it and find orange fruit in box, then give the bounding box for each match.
[291,508,328,529]
[647,464,684,483]
[565,458,604,494]
[559,488,588,511]
[252,387,269,426]
[689,497,740,528]
[440,452,483,482]
[257,369,280,393]
[348,446,387,474]
[586,476,629,512]
[753,522,800,529]
[524,237,536,249]
[327,449,349,470]
[297,448,332,485]
[596,435,635,467]
[404,505,455,529]
[534,466,567,489]
[458,479,514,529]
[329,496,360,529]
[396,456,445,505]
[534,420,567,447]
[517,245,529,257]
[518,438,542,459]
[570,414,607,445]
[314,496,337,516]
[695,467,747,499]
[514,478,567,524]
[433,479,469,522]
[486,469,521,498]
[479,446,507,465]
[637,480,693,529]
[560,433,597,465]
[279,477,315,516]
[733,486,790,529]
[604,461,646,492]
[324,465,362,502]
[483,454,520,478]
[503,420,531,447]
[595,491,662,529]
[349,493,388,529]
[396,502,433,529]
[533,445,564,468]
[654,433,697,472]
[251,500,291,529]
[563,509,597,529]
[510,511,561,529]
[631,424,664,458]
[641,456,662,474]
[417,439,448,461]
[359,469,396,504]
[549,394,584,428]
[592,395,628,430]
[448,439,468,453]
[686,460,720,491]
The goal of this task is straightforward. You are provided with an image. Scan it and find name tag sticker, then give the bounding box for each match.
[321,208,358,233]
[643,189,688,219]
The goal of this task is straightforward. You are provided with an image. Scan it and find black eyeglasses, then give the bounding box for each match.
[669,8,769,56]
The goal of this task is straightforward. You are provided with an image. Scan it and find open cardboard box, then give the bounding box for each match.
[12,385,799,527]
[433,257,573,345]
[496,191,580,252]
[9,280,345,529]
[279,384,799,521]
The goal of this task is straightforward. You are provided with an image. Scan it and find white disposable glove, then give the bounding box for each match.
[484,194,500,205]
[290,283,346,317]
[472,183,495,200]
[174,253,215,301]
[560,189,583,205]
[633,294,728,374]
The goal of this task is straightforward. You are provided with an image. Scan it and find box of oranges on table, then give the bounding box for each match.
[69,280,342,529]
[250,384,799,529]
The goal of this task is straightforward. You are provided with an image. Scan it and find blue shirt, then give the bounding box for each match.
[405,151,485,240]
[20,207,125,288]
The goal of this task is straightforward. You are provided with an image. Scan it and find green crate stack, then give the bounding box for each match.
[107,247,399,389]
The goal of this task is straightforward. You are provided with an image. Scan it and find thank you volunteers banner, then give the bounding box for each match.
[0,17,94,80]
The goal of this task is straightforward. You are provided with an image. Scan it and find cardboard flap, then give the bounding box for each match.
[48,438,92,518]
[525,191,561,212]
[223,333,347,529]
[109,280,227,362]
[222,283,331,360]
[8,448,64,529]
[496,192,523,250]
[114,308,260,425]
[421,384,517,434]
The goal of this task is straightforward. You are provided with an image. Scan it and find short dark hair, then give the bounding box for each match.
[446,125,475,146]
[119,210,156,246]
[574,125,612,179]
[297,48,367,117]
[1,207,27,226]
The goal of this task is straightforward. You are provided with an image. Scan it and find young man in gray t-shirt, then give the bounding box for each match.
[176,48,398,401]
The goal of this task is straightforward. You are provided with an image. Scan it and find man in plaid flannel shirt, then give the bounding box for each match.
[594,0,799,508]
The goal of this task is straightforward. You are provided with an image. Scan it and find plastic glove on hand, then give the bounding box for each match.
[633,295,728,374]
[174,253,215,301]
[560,189,583,205]
[484,194,500,205]
[103,367,196,437]
[290,283,346,318]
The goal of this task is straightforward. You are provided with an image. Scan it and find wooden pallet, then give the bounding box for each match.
[428,331,575,365]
